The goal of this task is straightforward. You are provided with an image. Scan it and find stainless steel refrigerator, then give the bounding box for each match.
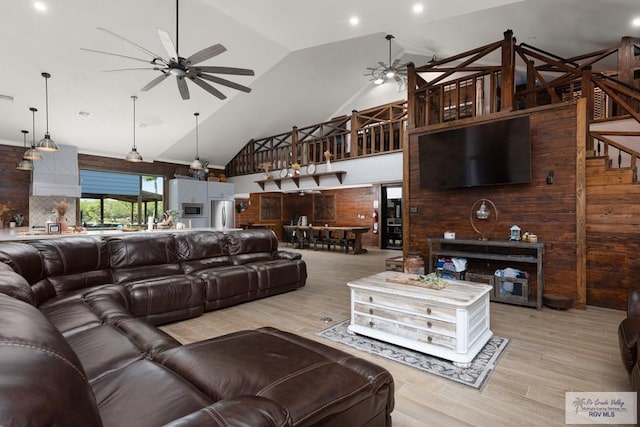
[210,199,235,229]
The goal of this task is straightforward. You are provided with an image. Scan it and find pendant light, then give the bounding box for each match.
[16,130,34,171]
[125,95,143,162]
[23,107,44,161]
[37,72,59,152]
[189,112,203,170]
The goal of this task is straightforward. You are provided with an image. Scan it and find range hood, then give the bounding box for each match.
[31,144,81,198]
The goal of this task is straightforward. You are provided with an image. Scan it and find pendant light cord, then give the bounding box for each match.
[132,96,137,149]
[175,0,179,55]
[44,75,50,134]
[31,107,37,147]
[195,112,199,157]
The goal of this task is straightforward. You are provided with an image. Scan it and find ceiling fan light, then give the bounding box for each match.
[37,133,59,152]
[374,77,385,85]
[16,159,34,171]
[385,69,395,78]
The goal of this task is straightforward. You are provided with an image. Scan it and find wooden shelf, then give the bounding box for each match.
[428,238,545,310]
[255,171,346,190]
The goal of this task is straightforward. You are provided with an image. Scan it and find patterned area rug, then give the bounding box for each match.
[317,320,509,390]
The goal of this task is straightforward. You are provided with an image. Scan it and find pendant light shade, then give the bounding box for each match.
[125,95,143,162]
[23,107,44,161]
[190,112,203,170]
[37,72,59,152]
[16,130,34,171]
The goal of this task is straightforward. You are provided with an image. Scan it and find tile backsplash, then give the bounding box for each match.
[29,196,77,227]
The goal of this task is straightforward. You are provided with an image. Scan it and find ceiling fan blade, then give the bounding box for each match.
[80,47,152,64]
[189,76,227,100]
[391,59,401,68]
[141,72,170,92]
[101,67,160,72]
[187,44,227,66]
[157,28,178,60]
[378,61,387,68]
[195,66,255,76]
[97,27,163,59]
[198,74,251,93]
[177,76,190,100]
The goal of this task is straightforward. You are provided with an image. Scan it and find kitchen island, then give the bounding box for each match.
[0,227,241,242]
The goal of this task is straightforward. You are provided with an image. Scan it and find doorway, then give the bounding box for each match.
[381,185,402,250]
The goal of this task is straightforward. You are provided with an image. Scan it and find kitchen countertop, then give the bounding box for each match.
[0,227,241,242]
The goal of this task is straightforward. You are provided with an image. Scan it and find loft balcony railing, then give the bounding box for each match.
[408,30,640,176]
[226,101,407,177]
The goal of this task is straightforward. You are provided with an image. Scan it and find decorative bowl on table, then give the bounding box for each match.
[385,272,448,290]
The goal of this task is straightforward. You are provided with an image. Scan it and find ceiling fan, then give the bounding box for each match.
[365,34,407,85]
[81,0,254,100]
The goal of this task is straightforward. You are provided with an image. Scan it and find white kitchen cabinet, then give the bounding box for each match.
[207,182,234,200]
[168,179,208,210]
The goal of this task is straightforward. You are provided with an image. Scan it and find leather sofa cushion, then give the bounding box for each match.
[0,242,45,285]
[156,327,394,426]
[174,230,229,260]
[39,299,103,337]
[65,324,144,382]
[164,396,291,427]
[227,229,278,256]
[247,259,307,292]
[92,359,212,427]
[195,266,259,311]
[619,317,640,374]
[181,256,232,274]
[29,236,109,277]
[107,234,178,268]
[0,294,103,426]
[124,275,204,325]
[0,265,34,305]
[232,252,273,265]
[111,263,182,285]
[47,269,113,296]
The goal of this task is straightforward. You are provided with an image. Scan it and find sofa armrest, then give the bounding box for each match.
[629,289,640,318]
[273,250,302,261]
[163,396,291,427]
[0,265,35,305]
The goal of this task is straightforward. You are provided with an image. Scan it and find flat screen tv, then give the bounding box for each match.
[419,116,531,190]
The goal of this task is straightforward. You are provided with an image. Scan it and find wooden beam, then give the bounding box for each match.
[576,98,587,309]
[500,29,515,111]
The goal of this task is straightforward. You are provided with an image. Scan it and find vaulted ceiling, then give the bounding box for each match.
[0,0,638,168]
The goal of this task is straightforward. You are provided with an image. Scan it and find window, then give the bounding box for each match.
[79,170,164,228]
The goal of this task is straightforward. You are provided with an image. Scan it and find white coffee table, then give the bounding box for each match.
[347,271,493,368]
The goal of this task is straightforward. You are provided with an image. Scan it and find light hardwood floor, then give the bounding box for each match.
[162,246,630,427]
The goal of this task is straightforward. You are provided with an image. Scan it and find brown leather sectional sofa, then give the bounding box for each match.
[618,288,640,417]
[0,229,394,426]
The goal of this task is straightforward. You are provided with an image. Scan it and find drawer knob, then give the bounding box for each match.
[369,296,373,302]
[369,321,375,328]
[427,321,432,328]
[369,308,374,315]
[427,336,433,343]
[426,308,432,315]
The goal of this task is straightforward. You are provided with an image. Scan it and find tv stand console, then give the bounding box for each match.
[428,238,544,310]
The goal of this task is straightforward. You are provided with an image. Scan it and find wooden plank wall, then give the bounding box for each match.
[236,187,379,247]
[0,145,31,225]
[407,102,581,307]
[586,169,640,310]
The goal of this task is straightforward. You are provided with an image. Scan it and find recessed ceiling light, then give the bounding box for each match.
[349,16,360,26]
[632,16,640,27]
[33,1,47,12]
[76,111,91,117]
[413,3,424,14]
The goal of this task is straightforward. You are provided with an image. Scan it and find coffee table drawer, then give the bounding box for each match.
[353,291,456,322]
[353,303,456,336]
[353,313,456,350]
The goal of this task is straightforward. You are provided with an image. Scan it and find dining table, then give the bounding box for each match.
[283,225,371,254]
